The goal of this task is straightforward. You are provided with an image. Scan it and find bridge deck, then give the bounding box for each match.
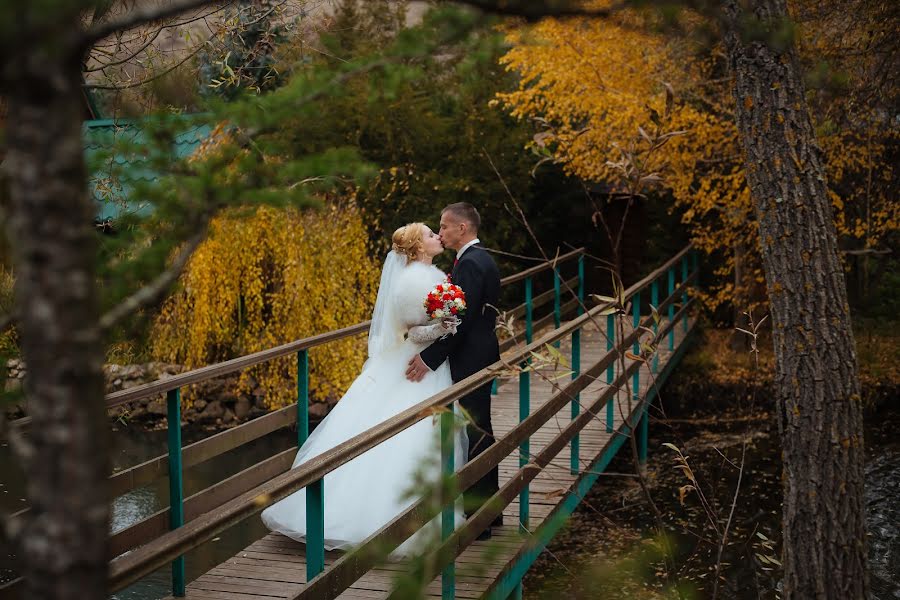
[168,317,692,599]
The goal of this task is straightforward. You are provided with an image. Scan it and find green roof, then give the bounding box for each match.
[84,117,212,222]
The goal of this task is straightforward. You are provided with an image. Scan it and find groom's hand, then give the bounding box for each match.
[406,355,430,382]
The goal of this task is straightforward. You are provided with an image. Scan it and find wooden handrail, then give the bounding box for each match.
[499,247,584,286]
[107,249,696,592]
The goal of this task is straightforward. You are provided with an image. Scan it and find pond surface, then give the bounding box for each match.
[1,423,296,599]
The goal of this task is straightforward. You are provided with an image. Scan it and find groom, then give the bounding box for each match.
[405,202,502,538]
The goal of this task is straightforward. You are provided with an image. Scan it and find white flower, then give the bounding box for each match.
[434,309,445,318]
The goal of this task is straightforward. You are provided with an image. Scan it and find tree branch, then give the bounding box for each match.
[99,225,209,332]
[83,36,210,90]
[449,0,630,21]
[81,0,233,49]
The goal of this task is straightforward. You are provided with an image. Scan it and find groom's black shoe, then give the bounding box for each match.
[476,527,492,541]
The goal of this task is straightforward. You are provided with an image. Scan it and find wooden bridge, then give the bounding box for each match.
[2,245,698,600]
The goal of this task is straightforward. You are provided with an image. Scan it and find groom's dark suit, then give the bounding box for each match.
[420,244,501,518]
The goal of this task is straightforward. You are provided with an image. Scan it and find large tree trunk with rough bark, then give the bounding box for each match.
[2,30,110,600]
[722,1,868,598]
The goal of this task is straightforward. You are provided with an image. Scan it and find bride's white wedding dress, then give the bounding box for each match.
[261,252,467,557]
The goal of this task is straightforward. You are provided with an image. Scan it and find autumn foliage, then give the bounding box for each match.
[151,203,380,408]
[495,3,897,313]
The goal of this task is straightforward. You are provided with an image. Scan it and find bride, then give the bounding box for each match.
[261,222,468,556]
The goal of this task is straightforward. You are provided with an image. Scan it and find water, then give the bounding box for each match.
[1,423,296,599]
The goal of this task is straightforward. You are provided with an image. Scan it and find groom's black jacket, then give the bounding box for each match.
[421,245,500,381]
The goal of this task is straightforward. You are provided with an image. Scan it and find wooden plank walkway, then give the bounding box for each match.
[168,316,693,599]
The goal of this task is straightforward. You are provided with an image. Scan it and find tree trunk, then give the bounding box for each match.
[2,37,110,599]
[722,1,868,598]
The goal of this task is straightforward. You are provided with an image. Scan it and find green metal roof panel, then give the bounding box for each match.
[84,117,212,221]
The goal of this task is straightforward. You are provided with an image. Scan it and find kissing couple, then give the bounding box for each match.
[262,202,504,556]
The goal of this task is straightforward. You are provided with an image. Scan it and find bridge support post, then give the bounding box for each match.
[570,255,583,475]
[297,350,309,446]
[605,313,614,433]
[667,267,675,352]
[552,267,561,348]
[682,255,689,333]
[632,291,641,408]
[651,279,659,374]
[299,350,325,581]
[440,410,456,600]
[166,388,186,597]
[519,277,532,531]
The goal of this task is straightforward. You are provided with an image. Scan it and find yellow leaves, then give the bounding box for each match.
[152,203,380,409]
[497,9,898,314]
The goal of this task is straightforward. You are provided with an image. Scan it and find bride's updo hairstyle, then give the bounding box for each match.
[392,222,425,264]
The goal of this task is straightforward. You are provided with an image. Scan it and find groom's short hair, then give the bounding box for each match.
[442,202,481,232]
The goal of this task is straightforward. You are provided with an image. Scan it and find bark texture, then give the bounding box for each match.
[2,19,111,599]
[722,1,868,598]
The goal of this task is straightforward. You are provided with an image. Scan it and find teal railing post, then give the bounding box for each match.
[299,350,325,581]
[605,312,614,433]
[519,277,532,531]
[166,388,185,597]
[667,267,675,352]
[440,410,456,600]
[297,350,309,446]
[553,267,561,348]
[692,248,699,286]
[682,255,689,333]
[570,255,584,474]
[651,279,659,374]
[632,293,648,467]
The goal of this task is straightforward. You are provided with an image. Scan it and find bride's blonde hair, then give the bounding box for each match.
[391,223,425,264]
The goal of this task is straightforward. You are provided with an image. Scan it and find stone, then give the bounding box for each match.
[193,399,208,411]
[146,398,167,416]
[199,400,225,421]
[222,408,236,424]
[5,379,21,393]
[308,402,330,420]
[234,396,251,419]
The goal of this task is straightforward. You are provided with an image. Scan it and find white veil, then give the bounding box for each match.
[367,250,407,361]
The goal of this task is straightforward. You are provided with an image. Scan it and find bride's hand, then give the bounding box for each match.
[441,317,455,329]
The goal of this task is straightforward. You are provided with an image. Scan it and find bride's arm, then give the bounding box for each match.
[408,321,456,343]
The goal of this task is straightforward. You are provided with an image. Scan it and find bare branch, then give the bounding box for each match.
[81,0,233,48]
[450,0,630,21]
[99,226,209,332]
[84,38,209,90]
[84,25,165,72]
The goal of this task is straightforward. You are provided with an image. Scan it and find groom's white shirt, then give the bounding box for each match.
[456,238,480,260]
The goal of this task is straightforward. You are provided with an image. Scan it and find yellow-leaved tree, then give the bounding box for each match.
[495,4,897,314]
[152,202,380,408]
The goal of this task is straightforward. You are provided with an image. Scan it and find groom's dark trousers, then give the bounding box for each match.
[420,244,501,521]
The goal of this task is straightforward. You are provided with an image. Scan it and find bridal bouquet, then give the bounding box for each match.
[425,279,466,325]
